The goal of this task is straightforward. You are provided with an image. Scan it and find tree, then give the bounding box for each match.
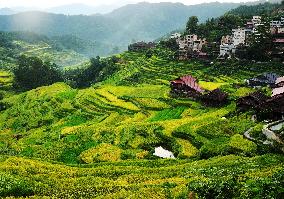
[72,56,119,88]
[247,15,274,61]
[186,16,199,34]
[13,55,62,90]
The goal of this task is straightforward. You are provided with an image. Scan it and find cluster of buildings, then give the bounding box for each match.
[170,72,284,119]
[170,33,207,60]
[168,15,284,60]
[219,16,262,58]
[220,16,284,59]
[238,73,284,120]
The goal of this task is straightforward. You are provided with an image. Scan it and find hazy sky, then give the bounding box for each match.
[0,0,259,8]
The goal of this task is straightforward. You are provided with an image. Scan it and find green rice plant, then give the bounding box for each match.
[148,106,187,122]
[80,143,122,163]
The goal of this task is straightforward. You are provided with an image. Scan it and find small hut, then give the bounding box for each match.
[237,91,269,111]
[170,75,204,98]
[259,93,284,120]
[276,76,284,87]
[247,73,279,87]
[128,42,156,52]
[201,89,228,106]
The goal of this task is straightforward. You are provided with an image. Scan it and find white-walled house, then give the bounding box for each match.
[232,28,247,46]
[252,16,262,26]
[270,17,284,28]
[177,34,207,59]
[221,35,233,45]
[252,16,262,33]
[170,32,181,39]
[219,43,236,57]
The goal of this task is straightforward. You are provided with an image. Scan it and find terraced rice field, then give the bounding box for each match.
[0,51,283,198]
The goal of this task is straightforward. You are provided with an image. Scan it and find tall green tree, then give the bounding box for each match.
[186,16,199,34]
[248,15,274,61]
[13,55,62,90]
[72,56,119,88]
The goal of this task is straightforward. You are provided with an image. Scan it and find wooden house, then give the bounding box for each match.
[128,42,156,52]
[237,91,269,111]
[259,93,284,120]
[246,73,279,87]
[276,76,284,87]
[201,89,228,107]
[272,86,284,97]
[170,75,204,98]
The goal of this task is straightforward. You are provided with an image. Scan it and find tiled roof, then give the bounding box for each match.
[249,73,279,85]
[274,38,284,43]
[276,76,284,84]
[272,86,284,97]
[180,75,204,92]
[171,75,204,93]
[250,91,270,101]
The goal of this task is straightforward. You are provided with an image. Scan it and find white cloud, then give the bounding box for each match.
[0,0,258,8]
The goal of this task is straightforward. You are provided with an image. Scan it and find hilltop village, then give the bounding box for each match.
[129,15,284,61]
[127,15,284,152]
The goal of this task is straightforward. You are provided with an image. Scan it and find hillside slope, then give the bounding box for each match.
[0,49,284,198]
[0,2,242,56]
[0,31,88,68]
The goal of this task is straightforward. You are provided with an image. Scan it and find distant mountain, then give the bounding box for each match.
[0,1,274,56]
[46,3,118,15]
[0,8,16,15]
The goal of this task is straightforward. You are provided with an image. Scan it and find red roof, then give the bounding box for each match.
[171,75,204,93]
[274,38,284,43]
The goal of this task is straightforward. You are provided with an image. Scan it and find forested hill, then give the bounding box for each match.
[0,2,242,56]
[228,1,283,16]
[0,31,88,68]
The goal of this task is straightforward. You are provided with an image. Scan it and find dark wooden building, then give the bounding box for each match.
[128,42,156,52]
[247,73,279,87]
[237,91,269,112]
[201,89,228,107]
[276,77,284,87]
[258,93,284,120]
[170,75,204,98]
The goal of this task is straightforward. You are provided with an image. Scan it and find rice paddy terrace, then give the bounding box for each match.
[0,51,283,198]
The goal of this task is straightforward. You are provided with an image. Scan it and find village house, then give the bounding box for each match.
[219,43,236,58]
[232,28,248,46]
[270,17,284,28]
[245,21,254,30]
[272,86,284,97]
[260,93,284,120]
[219,16,264,58]
[170,75,204,97]
[251,16,262,33]
[176,34,207,60]
[237,91,269,112]
[221,35,233,45]
[246,73,279,87]
[238,72,284,120]
[170,32,181,39]
[276,76,284,87]
[128,41,156,52]
[201,89,228,107]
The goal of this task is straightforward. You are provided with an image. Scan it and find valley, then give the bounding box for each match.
[0,0,283,198]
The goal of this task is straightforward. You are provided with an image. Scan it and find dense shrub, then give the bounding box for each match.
[0,172,34,197]
[13,55,62,90]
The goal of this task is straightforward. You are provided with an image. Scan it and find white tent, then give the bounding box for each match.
[153,146,175,159]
